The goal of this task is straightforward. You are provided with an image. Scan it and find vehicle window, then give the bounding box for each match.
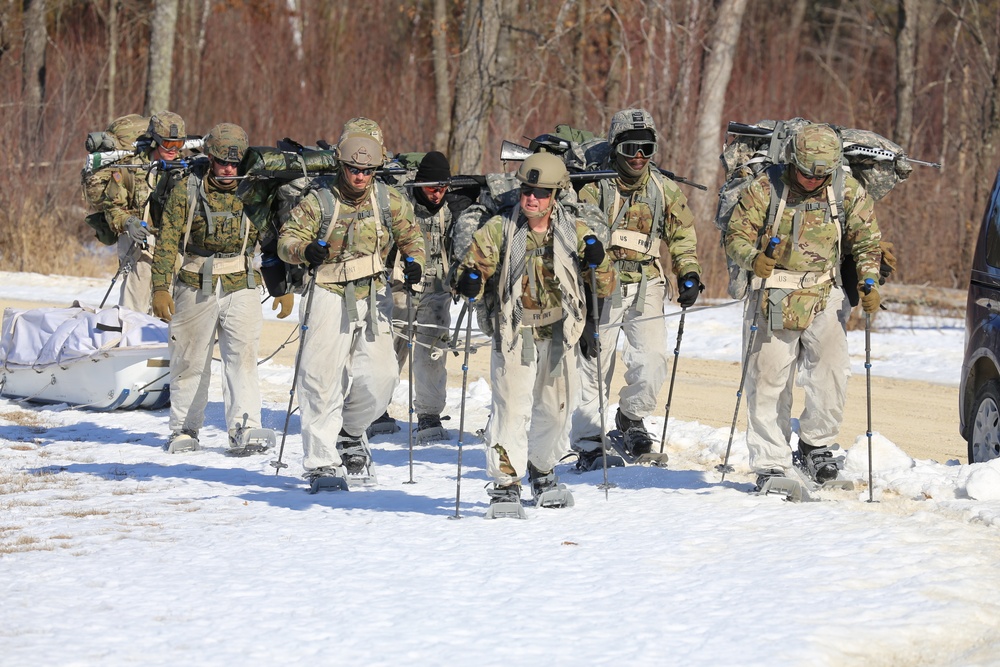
[986,185,1000,268]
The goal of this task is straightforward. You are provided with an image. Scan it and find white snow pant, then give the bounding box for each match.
[570,278,669,448]
[391,288,451,416]
[298,284,397,470]
[167,283,262,437]
[117,234,154,315]
[486,334,579,486]
[745,287,851,472]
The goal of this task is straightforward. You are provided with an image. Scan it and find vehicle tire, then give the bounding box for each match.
[968,379,1000,463]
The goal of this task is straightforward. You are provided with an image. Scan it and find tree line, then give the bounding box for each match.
[2,0,998,292]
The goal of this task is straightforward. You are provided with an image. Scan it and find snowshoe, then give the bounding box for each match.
[337,431,377,488]
[305,466,350,493]
[166,429,199,454]
[226,426,277,457]
[415,413,448,444]
[484,483,526,519]
[607,429,669,467]
[572,440,626,473]
[614,409,656,458]
[528,464,574,509]
[754,468,812,502]
[794,443,852,490]
[366,411,400,438]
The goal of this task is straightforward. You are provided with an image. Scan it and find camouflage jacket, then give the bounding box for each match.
[277,177,424,298]
[152,170,260,295]
[580,169,701,284]
[406,191,453,294]
[460,204,616,345]
[97,152,182,236]
[726,166,881,329]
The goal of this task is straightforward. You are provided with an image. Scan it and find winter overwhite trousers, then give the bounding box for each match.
[745,286,851,472]
[486,334,579,486]
[299,285,397,470]
[392,288,451,416]
[118,234,154,315]
[571,278,669,448]
[167,282,262,437]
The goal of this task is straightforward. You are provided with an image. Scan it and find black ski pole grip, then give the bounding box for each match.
[467,272,479,304]
[585,236,597,268]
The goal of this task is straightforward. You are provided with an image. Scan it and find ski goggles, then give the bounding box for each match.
[157,139,185,150]
[519,185,553,200]
[615,141,656,158]
[345,165,377,176]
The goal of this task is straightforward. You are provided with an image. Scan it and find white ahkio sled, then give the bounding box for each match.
[0,302,170,411]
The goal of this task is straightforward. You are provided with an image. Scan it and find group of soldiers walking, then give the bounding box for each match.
[86,107,883,510]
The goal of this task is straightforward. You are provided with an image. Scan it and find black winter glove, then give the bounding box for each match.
[579,285,602,359]
[304,240,329,268]
[402,256,422,286]
[582,235,605,267]
[456,268,482,299]
[677,272,703,308]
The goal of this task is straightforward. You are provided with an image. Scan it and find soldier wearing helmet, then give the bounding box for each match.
[277,117,425,486]
[98,110,190,314]
[725,122,882,490]
[570,108,703,468]
[454,151,616,513]
[150,122,287,454]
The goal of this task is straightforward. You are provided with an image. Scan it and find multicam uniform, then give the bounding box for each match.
[570,169,701,449]
[460,204,616,486]
[151,162,263,444]
[391,189,453,418]
[726,166,880,473]
[278,176,424,472]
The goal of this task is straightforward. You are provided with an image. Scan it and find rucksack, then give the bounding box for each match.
[715,118,912,299]
[80,114,149,245]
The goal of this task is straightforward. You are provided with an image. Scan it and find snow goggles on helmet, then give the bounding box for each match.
[345,165,376,176]
[615,141,656,158]
[158,138,185,150]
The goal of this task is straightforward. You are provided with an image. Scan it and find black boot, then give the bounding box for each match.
[615,409,653,456]
[796,441,840,484]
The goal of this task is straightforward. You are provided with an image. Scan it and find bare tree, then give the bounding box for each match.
[22,0,47,144]
[431,0,450,152]
[144,0,178,115]
[895,0,919,149]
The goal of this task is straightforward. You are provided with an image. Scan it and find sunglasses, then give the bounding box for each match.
[345,165,377,176]
[616,141,656,158]
[519,185,553,200]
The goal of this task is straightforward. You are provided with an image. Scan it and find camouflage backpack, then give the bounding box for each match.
[716,118,912,300]
[80,114,149,245]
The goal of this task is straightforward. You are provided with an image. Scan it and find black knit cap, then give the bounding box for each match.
[415,151,451,182]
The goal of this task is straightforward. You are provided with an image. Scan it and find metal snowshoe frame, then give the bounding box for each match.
[166,432,199,454]
[484,485,527,520]
[308,467,350,493]
[607,429,669,468]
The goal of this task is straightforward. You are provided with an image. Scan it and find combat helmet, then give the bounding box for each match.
[790,123,843,178]
[147,111,186,146]
[204,123,248,163]
[516,152,571,191]
[607,108,658,152]
[335,117,387,167]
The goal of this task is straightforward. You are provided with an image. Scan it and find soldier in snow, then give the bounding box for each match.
[278,118,425,485]
[100,111,189,314]
[455,152,616,510]
[725,123,881,491]
[569,108,703,468]
[151,123,292,453]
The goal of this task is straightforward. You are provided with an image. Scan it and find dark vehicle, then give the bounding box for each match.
[961,167,1000,463]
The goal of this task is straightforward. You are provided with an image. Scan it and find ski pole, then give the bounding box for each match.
[587,238,615,499]
[863,277,875,503]
[100,228,146,308]
[404,256,417,485]
[271,241,324,475]
[451,286,477,520]
[718,236,779,481]
[658,280,691,454]
[449,301,468,356]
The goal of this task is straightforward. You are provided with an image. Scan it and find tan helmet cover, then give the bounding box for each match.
[791,123,843,177]
[147,110,186,144]
[205,123,249,162]
[516,152,571,190]
[337,134,384,168]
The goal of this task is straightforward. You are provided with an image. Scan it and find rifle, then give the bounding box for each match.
[82,137,206,175]
[726,121,941,169]
[405,170,627,190]
[108,156,210,172]
[499,139,708,190]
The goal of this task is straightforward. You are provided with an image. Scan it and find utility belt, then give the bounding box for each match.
[612,257,659,313]
[757,266,837,291]
[614,258,653,274]
[516,308,566,373]
[181,250,252,294]
[317,252,387,331]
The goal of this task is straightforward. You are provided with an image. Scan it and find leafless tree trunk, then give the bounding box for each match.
[431,0,450,152]
[571,0,587,128]
[605,0,623,109]
[107,0,118,122]
[449,0,511,173]
[895,0,918,150]
[21,0,47,143]
[144,0,178,115]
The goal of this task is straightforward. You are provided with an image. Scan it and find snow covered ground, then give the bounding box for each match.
[1,271,998,666]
